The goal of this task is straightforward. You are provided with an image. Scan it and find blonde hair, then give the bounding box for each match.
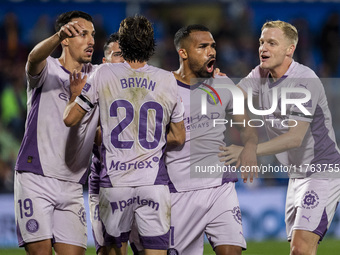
[262,20,298,46]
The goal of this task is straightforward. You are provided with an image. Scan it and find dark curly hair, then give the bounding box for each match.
[103,32,119,56]
[174,24,210,51]
[55,11,93,32]
[118,15,155,62]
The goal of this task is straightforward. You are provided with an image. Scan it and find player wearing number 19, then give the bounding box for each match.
[14,11,98,255]
[64,15,185,255]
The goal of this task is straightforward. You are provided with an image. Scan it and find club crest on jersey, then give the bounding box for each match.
[199,83,222,107]
[302,190,319,209]
[26,219,39,233]
[82,83,91,92]
[232,206,242,225]
[78,207,87,226]
[167,248,179,255]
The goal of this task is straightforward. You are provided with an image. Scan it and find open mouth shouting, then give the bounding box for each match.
[206,58,216,73]
[260,54,270,62]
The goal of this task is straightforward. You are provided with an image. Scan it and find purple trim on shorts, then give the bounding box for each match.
[15,86,43,175]
[130,242,140,255]
[313,208,328,240]
[121,231,130,243]
[309,105,340,177]
[140,230,169,250]
[154,144,170,185]
[16,221,25,247]
[92,228,102,253]
[222,177,238,184]
[103,230,130,248]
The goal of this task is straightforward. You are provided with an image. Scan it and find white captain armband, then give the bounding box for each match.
[75,95,94,112]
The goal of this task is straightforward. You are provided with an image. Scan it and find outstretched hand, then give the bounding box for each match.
[218,145,243,165]
[219,144,258,183]
[69,70,87,96]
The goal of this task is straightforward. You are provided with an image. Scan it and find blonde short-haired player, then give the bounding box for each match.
[220,20,340,255]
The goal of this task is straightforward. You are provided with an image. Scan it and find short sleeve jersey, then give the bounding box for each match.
[77,62,184,187]
[166,76,238,192]
[239,61,340,177]
[15,56,99,184]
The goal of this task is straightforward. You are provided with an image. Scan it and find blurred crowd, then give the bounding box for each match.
[1,2,340,192]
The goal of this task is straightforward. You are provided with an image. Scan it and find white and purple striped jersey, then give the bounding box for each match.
[15,56,99,184]
[239,60,340,178]
[166,76,238,193]
[76,62,184,187]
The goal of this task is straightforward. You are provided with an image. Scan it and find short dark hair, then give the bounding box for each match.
[103,32,119,55]
[174,24,210,50]
[118,15,155,62]
[55,11,93,32]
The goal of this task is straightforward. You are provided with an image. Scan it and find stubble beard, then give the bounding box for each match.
[189,61,213,79]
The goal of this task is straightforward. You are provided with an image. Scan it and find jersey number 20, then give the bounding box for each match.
[110,99,164,150]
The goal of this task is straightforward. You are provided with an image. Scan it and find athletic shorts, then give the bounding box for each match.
[99,185,170,250]
[285,178,340,241]
[14,171,87,248]
[89,193,105,253]
[168,182,246,255]
[129,220,144,254]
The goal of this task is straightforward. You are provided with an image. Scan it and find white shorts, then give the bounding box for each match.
[285,178,340,241]
[14,171,87,248]
[168,182,246,255]
[99,185,170,250]
[89,193,105,252]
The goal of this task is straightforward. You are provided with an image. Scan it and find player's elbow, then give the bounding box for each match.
[178,135,186,146]
[173,133,186,146]
[63,112,79,127]
[289,136,303,149]
[63,116,76,127]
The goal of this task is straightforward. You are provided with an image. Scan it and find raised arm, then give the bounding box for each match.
[63,70,87,127]
[27,21,85,76]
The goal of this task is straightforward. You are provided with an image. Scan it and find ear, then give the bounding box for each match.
[286,44,296,57]
[61,38,69,46]
[102,57,107,63]
[178,48,188,60]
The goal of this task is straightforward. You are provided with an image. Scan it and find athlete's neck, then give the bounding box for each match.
[173,67,197,85]
[58,55,83,73]
[269,58,293,81]
[128,61,147,69]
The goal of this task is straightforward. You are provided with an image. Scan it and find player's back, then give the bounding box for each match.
[89,62,181,187]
